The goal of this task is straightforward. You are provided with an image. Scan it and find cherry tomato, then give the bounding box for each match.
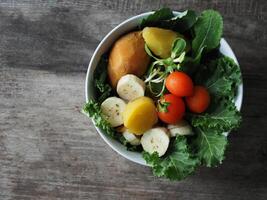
[157,94,185,124]
[185,86,210,113]
[166,71,194,97]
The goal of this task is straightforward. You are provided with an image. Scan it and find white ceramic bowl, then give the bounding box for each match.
[85,11,243,166]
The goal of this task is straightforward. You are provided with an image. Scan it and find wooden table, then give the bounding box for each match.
[0,0,266,199]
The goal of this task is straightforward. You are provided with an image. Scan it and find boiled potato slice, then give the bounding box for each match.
[108,31,150,88]
[123,130,141,146]
[141,127,170,157]
[142,27,185,59]
[101,97,126,127]
[167,120,194,137]
[123,97,158,135]
[117,74,145,101]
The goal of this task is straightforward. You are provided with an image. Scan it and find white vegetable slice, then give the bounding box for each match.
[123,130,141,146]
[141,127,170,157]
[116,74,145,101]
[167,120,193,137]
[100,97,126,127]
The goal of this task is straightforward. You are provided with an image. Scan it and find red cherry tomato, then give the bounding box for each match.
[157,94,185,124]
[166,71,194,97]
[185,86,210,113]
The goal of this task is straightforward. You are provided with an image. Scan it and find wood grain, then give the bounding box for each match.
[0,0,266,199]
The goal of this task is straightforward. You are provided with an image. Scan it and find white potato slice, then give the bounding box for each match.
[167,120,193,137]
[123,130,141,146]
[116,74,145,101]
[100,97,126,127]
[141,127,170,157]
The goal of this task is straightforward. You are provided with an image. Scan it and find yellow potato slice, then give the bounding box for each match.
[123,97,158,135]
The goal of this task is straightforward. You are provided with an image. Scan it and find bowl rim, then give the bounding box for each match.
[85,11,243,166]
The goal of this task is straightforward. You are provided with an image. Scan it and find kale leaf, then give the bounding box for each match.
[83,100,116,138]
[194,56,241,100]
[143,136,199,180]
[94,55,112,103]
[192,128,228,167]
[189,99,242,133]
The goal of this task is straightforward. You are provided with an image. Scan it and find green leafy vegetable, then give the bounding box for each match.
[140,8,174,28]
[192,10,223,56]
[186,54,242,168]
[140,9,198,33]
[190,99,242,133]
[143,136,199,180]
[126,144,143,152]
[94,55,112,103]
[208,56,241,99]
[194,56,241,100]
[192,128,227,167]
[169,10,198,33]
[171,38,186,59]
[180,47,204,75]
[83,100,116,138]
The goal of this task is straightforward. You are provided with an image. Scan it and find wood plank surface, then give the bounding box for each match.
[0,0,266,199]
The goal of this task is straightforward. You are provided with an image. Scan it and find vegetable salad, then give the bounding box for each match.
[83,8,242,180]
